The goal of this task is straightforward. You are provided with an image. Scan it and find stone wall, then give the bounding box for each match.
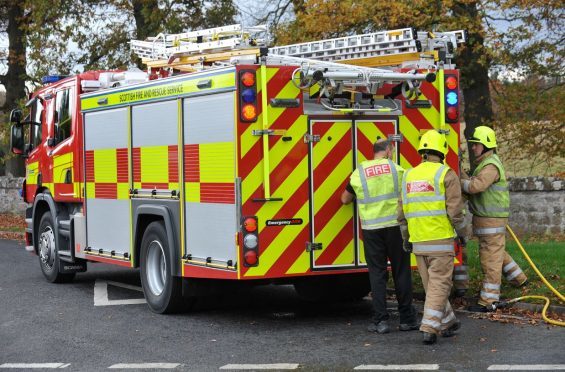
[0,176,25,215]
[508,177,564,237]
[1,175,564,237]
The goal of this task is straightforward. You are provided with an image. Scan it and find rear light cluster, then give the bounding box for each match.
[242,216,259,266]
[444,74,459,123]
[239,70,257,122]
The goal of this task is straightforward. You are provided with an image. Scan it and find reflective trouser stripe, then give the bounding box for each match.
[481,291,500,300]
[483,282,500,290]
[454,265,467,273]
[474,227,506,235]
[503,261,517,273]
[424,308,444,319]
[413,244,454,253]
[421,318,441,330]
[454,275,468,281]
[442,311,456,324]
[506,268,523,281]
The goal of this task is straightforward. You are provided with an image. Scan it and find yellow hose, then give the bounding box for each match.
[506,225,564,326]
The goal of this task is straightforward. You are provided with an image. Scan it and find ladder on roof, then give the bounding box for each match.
[269,28,467,67]
[130,24,268,62]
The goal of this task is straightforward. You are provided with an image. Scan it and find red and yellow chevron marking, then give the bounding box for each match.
[184,142,235,204]
[311,121,354,267]
[355,121,396,264]
[85,148,129,199]
[398,70,460,173]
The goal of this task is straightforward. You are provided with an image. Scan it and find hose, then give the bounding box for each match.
[503,225,564,326]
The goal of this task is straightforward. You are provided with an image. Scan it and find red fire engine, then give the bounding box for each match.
[9,25,466,313]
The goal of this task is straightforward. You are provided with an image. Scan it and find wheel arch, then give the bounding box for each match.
[133,205,181,277]
[32,191,58,255]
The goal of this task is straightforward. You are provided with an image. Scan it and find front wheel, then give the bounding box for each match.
[37,211,75,283]
[140,221,183,314]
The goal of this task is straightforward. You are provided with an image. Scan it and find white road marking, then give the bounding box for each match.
[488,365,565,370]
[108,363,180,369]
[0,363,70,369]
[354,365,439,370]
[220,364,299,370]
[94,280,146,306]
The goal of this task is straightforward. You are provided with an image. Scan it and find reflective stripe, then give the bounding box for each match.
[424,308,444,319]
[506,268,523,281]
[491,185,509,192]
[503,261,517,273]
[454,265,468,272]
[462,179,470,193]
[357,192,398,204]
[405,210,447,218]
[441,311,456,324]
[483,282,500,290]
[481,291,500,300]
[413,244,454,252]
[402,195,445,203]
[454,275,468,281]
[474,227,506,235]
[421,318,441,330]
[360,214,398,227]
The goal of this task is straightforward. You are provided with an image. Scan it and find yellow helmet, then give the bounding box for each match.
[469,126,497,148]
[418,130,448,155]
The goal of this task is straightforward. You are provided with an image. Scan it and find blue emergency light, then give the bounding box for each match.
[42,75,67,84]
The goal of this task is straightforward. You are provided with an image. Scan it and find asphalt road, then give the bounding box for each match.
[0,239,563,371]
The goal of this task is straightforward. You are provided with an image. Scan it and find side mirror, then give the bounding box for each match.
[10,109,23,123]
[10,125,24,155]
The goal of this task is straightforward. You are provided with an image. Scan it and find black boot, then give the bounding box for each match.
[422,331,437,345]
[440,320,461,337]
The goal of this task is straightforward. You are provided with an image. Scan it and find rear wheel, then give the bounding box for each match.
[37,211,75,283]
[140,221,183,314]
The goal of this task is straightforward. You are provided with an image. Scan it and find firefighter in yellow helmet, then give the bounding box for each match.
[342,139,418,334]
[398,130,469,345]
[461,126,527,312]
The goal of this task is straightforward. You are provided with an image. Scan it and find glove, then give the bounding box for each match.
[456,236,467,247]
[403,240,413,253]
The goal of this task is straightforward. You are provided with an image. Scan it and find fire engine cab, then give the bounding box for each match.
[9,25,466,313]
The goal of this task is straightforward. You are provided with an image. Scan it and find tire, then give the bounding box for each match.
[37,211,75,283]
[140,221,183,314]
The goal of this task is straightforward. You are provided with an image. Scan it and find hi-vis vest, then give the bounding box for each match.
[401,161,455,243]
[350,158,402,230]
[467,154,510,218]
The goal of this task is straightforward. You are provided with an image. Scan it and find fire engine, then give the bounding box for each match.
[9,24,466,313]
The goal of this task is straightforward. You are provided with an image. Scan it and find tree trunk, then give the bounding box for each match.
[132,0,161,69]
[1,2,27,176]
[452,1,494,170]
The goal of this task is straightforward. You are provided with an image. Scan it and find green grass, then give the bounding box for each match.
[405,240,564,303]
[0,226,24,232]
[465,239,564,301]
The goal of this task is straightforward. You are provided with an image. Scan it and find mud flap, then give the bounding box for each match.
[59,259,87,274]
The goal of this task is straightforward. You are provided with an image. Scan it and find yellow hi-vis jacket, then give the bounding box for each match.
[401,161,455,244]
[350,158,403,230]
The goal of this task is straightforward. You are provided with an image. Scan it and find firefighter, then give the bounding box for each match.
[341,138,418,334]
[398,130,468,345]
[461,126,527,312]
